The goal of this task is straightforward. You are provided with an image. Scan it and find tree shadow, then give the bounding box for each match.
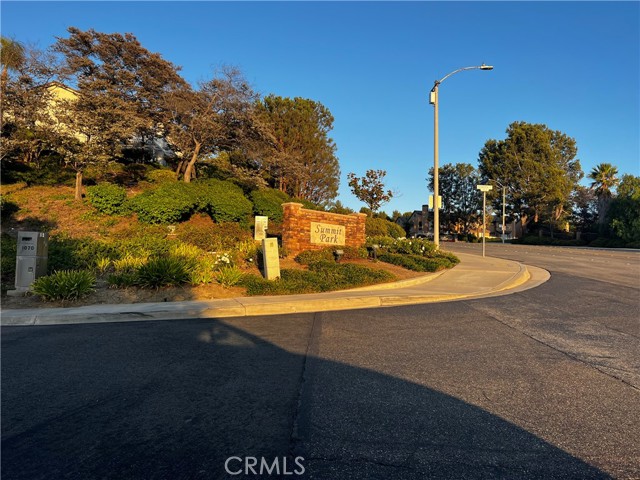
[1,317,613,479]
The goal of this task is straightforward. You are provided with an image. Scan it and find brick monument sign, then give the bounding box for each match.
[281,203,367,256]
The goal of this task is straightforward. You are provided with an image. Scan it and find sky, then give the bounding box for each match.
[2,1,639,214]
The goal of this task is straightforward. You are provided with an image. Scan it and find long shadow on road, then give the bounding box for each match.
[1,318,611,479]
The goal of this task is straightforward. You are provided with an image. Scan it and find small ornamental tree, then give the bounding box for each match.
[347,169,393,214]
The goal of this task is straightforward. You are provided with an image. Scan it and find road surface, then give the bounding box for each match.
[2,244,639,479]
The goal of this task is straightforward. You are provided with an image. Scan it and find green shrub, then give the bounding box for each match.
[341,246,369,260]
[135,256,195,288]
[378,253,454,272]
[115,233,171,258]
[295,249,335,265]
[215,265,245,287]
[126,179,253,225]
[251,188,290,222]
[1,234,17,289]
[113,254,149,273]
[366,236,437,257]
[128,182,198,224]
[366,217,406,238]
[86,183,128,215]
[95,257,112,274]
[175,219,252,251]
[32,270,96,301]
[107,271,138,288]
[294,246,368,265]
[240,262,395,296]
[194,179,253,224]
[48,236,119,272]
[589,237,626,248]
[146,168,178,184]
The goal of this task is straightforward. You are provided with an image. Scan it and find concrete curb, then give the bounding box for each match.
[0,256,547,326]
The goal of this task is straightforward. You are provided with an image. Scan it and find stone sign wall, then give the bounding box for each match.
[282,203,366,256]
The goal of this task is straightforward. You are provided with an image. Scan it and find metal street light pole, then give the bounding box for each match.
[429,64,493,249]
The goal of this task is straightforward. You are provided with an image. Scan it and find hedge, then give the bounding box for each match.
[128,179,252,224]
[251,188,291,222]
[86,183,128,215]
[366,217,406,238]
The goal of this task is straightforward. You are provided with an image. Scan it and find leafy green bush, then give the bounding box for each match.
[128,182,198,224]
[588,237,626,248]
[107,271,138,288]
[136,256,195,288]
[115,233,172,258]
[129,179,253,225]
[294,246,368,265]
[146,168,178,184]
[113,254,149,273]
[251,188,291,222]
[366,236,437,257]
[194,179,253,224]
[175,219,252,251]
[378,253,455,272]
[32,270,96,301]
[295,249,335,265]
[366,217,406,238]
[1,234,17,290]
[516,236,587,247]
[48,236,119,272]
[86,183,128,215]
[215,265,245,287]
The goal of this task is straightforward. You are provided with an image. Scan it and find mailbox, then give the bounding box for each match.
[15,231,49,290]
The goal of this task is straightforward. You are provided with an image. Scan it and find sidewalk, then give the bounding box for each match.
[0,253,549,326]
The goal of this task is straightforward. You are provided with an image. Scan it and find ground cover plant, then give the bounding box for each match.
[240,261,396,296]
[32,270,96,301]
[366,236,460,272]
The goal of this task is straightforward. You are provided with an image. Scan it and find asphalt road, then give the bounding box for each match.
[2,245,639,479]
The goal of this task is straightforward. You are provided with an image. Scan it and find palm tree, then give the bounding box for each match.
[1,36,25,97]
[588,163,619,224]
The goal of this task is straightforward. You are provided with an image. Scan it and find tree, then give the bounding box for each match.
[1,44,66,175]
[570,185,598,232]
[327,200,354,215]
[0,36,25,98]
[53,27,186,198]
[347,169,393,214]
[607,174,640,244]
[616,173,640,200]
[478,121,583,233]
[588,163,619,225]
[163,66,261,183]
[256,95,340,204]
[428,163,481,235]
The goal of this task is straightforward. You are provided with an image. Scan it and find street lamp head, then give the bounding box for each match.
[480,64,494,70]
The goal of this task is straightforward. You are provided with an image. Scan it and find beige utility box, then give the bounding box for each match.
[15,231,49,291]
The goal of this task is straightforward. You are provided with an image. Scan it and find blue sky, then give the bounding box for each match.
[2,1,639,214]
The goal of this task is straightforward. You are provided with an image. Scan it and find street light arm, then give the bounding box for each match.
[432,64,493,90]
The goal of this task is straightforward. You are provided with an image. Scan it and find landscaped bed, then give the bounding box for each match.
[1,184,458,309]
